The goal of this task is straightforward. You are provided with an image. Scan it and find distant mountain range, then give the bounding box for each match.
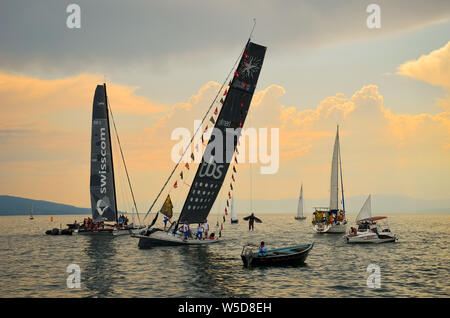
[0,195,90,216]
[0,194,448,216]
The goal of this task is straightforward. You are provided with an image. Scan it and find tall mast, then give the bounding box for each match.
[104,83,118,223]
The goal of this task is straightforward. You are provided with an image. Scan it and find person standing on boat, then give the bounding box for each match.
[203,219,209,240]
[196,223,203,240]
[163,215,171,231]
[258,241,267,257]
[182,222,190,241]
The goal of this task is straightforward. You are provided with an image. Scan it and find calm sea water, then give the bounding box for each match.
[0,213,448,298]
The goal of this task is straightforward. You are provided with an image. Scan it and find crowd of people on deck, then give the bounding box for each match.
[178,219,213,241]
[69,214,130,231]
[73,217,105,230]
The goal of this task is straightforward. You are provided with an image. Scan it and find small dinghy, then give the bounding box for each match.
[344,195,397,244]
[241,243,314,267]
[45,228,73,235]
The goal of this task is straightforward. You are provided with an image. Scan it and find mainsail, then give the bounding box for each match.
[329,126,340,211]
[90,84,118,223]
[356,195,372,223]
[177,41,266,224]
[297,184,303,218]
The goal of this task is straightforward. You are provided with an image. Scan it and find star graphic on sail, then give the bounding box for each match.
[239,56,261,80]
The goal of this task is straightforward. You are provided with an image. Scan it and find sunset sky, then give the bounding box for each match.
[1,1,449,214]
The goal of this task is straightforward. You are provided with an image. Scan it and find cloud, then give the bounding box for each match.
[1,65,450,208]
[397,41,450,89]
[1,0,449,76]
[397,41,450,111]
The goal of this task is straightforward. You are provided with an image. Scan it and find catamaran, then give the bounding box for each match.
[345,195,397,243]
[312,126,347,233]
[294,183,306,220]
[76,84,144,236]
[134,39,266,247]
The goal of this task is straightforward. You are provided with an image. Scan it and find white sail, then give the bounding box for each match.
[329,126,340,211]
[230,197,237,221]
[297,184,303,217]
[356,195,372,223]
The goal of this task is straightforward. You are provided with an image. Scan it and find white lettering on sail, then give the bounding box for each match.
[198,160,224,179]
[99,127,107,194]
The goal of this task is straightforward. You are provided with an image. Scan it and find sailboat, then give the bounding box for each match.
[230,197,238,224]
[76,84,144,236]
[134,40,266,247]
[312,126,347,233]
[29,204,34,220]
[294,183,306,220]
[345,195,397,243]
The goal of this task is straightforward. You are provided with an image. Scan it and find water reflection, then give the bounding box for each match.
[83,236,117,297]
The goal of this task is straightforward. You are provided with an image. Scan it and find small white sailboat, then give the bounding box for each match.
[230,197,238,224]
[312,126,347,233]
[29,204,34,220]
[345,195,397,243]
[294,183,306,220]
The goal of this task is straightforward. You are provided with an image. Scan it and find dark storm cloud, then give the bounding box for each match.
[0,0,449,76]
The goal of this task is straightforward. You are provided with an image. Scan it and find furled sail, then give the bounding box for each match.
[90,84,117,223]
[230,197,237,221]
[178,41,266,224]
[329,126,340,211]
[297,184,303,218]
[356,194,372,223]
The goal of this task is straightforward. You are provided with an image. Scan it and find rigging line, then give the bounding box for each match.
[338,129,345,213]
[143,29,255,223]
[107,101,142,226]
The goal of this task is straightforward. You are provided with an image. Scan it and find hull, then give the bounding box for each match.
[231,219,239,224]
[345,233,397,244]
[76,226,145,236]
[295,216,306,220]
[134,229,220,248]
[241,243,313,267]
[45,228,73,236]
[313,221,346,233]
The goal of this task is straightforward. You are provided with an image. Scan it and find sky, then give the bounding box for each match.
[0,0,449,214]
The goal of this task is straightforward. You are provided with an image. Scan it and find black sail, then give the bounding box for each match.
[90,84,118,223]
[178,41,266,224]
